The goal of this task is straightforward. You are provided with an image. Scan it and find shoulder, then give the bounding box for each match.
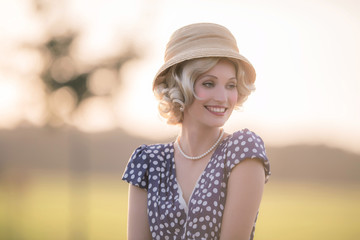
[122,142,174,189]
[226,128,265,146]
[130,142,174,163]
[223,128,271,182]
[223,128,266,158]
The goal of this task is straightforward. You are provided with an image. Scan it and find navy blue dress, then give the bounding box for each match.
[122,129,271,240]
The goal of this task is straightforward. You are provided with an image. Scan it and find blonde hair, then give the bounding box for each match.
[153,57,255,125]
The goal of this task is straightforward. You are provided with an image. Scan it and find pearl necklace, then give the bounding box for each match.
[176,129,225,160]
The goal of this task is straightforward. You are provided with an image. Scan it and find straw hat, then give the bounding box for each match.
[153,23,256,89]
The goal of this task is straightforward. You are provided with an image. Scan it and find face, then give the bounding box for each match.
[183,59,238,128]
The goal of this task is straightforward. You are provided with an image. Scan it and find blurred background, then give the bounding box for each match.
[0,0,359,239]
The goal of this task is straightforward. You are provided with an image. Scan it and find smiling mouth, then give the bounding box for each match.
[205,106,227,114]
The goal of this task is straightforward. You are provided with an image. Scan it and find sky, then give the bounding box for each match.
[0,0,359,154]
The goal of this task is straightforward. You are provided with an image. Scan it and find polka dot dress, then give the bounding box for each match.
[122,129,271,240]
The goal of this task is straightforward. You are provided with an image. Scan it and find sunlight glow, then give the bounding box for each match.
[0,76,23,128]
[73,97,117,132]
[114,58,179,139]
[0,0,359,153]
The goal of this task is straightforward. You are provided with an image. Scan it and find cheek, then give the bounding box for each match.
[194,87,208,99]
[229,91,238,104]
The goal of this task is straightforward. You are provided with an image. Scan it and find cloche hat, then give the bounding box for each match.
[153,23,256,89]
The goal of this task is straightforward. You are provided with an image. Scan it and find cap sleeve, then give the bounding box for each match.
[225,129,271,183]
[122,144,150,189]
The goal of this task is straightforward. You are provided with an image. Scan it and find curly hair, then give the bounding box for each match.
[153,57,255,125]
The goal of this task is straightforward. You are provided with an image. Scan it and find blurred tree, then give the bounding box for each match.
[31,0,139,127]
[26,1,141,240]
[39,32,137,126]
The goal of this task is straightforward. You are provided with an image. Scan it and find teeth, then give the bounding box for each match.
[207,107,226,113]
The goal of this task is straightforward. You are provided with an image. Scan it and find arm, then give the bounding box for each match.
[220,158,265,240]
[127,185,152,240]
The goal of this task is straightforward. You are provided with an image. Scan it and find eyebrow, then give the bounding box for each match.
[199,74,237,81]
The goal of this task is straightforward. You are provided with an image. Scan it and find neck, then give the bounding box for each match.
[178,125,223,157]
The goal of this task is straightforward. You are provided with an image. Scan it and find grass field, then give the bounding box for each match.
[1,172,359,240]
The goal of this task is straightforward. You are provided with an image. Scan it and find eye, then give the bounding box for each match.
[202,81,214,88]
[227,82,237,89]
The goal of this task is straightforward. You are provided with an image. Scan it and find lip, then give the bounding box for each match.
[205,105,228,116]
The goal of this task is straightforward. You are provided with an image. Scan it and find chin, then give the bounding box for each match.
[204,120,228,128]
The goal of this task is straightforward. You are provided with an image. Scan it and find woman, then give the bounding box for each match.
[122,23,271,240]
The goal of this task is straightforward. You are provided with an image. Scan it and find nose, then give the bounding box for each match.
[213,85,227,103]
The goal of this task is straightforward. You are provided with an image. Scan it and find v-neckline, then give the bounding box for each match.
[171,134,232,214]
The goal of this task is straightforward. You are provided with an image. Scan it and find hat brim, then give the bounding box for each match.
[153,48,256,90]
